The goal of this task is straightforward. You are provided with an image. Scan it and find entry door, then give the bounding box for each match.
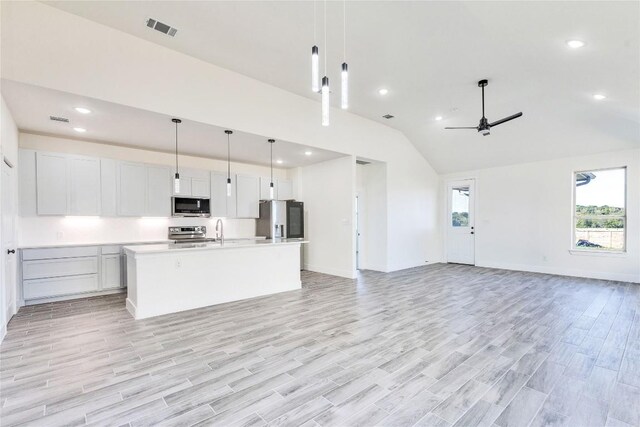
[2,161,17,330]
[447,179,475,265]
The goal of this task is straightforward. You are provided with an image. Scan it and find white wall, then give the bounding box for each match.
[1,1,443,272]
[298,156,355,278]
[1,95,19,339]
[356,162,388,271]
[18,133,289,246]
[442,149,640,283]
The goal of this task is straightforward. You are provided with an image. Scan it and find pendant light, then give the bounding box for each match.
[224,130,233,196]
[172,118,182,193]
[311,1,319,92]
[268,139,275,199]
[321,0,330,126]
[341,0,348,109]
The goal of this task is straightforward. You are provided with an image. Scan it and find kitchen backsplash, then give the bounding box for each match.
[17,216,258,246]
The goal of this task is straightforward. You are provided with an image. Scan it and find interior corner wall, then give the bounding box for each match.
[0,1,443,275]
[298,156,355,279]
[442,148,640,283]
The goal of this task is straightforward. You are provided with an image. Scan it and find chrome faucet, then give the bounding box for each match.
[215,219,224,244]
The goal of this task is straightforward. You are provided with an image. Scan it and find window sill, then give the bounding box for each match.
[569,249,627,258]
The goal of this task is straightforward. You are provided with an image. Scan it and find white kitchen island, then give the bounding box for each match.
[123,239,307,319]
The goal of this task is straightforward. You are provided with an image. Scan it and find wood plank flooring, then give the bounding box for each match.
[1,264,639,427]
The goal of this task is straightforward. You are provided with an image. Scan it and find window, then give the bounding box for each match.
[574,167,626,251]
[451,186,469,227]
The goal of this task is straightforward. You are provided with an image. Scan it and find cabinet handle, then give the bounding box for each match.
[7,249,15,254]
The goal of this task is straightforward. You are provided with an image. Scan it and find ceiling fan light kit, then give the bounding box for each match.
[445,79,523,136]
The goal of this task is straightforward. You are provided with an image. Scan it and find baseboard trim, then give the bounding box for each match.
[304,264,356,279]
[477,261,639,284]
[125,298,137,319]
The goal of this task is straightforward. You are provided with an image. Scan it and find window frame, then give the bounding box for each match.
[571,166,627,254]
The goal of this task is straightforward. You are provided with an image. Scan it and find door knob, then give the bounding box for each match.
[470,232,474,235]
[7,249,15,254]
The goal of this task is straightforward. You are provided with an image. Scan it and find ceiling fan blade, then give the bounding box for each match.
[489,112,523,127]
[444,126,478,130]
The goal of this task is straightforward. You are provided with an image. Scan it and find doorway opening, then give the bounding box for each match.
[446,179,475,265]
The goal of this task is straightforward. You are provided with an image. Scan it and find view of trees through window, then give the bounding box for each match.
[574,168,625,251]
[451,186,470,227]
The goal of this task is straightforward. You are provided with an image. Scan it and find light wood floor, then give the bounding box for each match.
[1,264,639,427]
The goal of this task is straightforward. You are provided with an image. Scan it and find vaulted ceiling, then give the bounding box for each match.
[42,1,640,173]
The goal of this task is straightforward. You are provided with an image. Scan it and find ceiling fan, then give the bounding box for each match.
[445,79,523,136]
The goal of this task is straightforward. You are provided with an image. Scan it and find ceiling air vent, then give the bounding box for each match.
[382,114,394,119]
[49,116,69,123]
[146,18,178,37]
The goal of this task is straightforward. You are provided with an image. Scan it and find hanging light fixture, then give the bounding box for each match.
[172,118,182,193]
[321,0,330,126]
[224,130,233,197]
[311,1,319,93]
[341,0,348,109]
[268,139,275,199]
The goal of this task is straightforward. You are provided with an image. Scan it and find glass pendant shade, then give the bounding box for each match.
[174,173,180,193]
[226,178,232,197]
[269,182,274,200]
[311,46,319,92]
[341,63,348,109]
[321,76,330,126]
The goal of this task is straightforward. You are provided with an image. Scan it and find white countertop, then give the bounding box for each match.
[123,238,308,255]
[19,237,270,250]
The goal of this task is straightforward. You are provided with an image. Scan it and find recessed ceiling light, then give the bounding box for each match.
[73,127,87,133]
[276,159,283,164]
[378,88,389,96]
[304,151,313,156]
[566,40,585,49]
[74,107,91,114]
[435,116,443,121]
[593,94,606,100]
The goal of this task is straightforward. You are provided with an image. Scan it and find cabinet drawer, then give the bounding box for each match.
[101,245,122,255]
[23,274,99,300]
[23,257,98,280]
[22,246,99,260]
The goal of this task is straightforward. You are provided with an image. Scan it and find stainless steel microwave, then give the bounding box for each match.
[171,197,211,217]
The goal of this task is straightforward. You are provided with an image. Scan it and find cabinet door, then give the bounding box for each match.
[277,179,294,200]
[211,172,237,217]
[101,254,122,290]
[118,162,146,216]
[171,167,192,196]
[146,165,170,217]
[19,149,37,216]
[101,158,117,216]
[36,152,68,215]
[191,178,210,198]
[236,174,260,218]
[260,176,273,200]
[69,156,101,215]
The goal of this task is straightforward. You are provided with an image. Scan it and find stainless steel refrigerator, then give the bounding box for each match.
[257,200,304,269]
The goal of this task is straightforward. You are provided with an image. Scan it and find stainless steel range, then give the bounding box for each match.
[168,226,216,243]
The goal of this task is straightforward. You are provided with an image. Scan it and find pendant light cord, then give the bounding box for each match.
[313,0,317,43]
[227,133,231,180]
[270,142,273,184]
[323,0,327,75]
[343,0,346,61]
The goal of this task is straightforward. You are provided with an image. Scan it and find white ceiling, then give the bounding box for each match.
[1,79,345,168]
[40,1,640,173]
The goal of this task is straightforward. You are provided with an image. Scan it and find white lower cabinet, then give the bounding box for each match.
[101,254,122,290]
[20,244,131,304]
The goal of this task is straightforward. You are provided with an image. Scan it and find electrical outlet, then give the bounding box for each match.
[56,231,64,240]
[175,259,182,268]
[542,255,547,262]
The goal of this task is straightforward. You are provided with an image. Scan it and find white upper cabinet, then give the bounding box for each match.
[117,162,146,216]
[236,174,260,218]
[100,158,117,216]
[277,179,294,200]
[36,152,68,215]
[19,149,37,216]
[171,167,210,198]
[69,156,101,215]
[146,165,170,217]
[259,176,273,200]
[211,172,237,218]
